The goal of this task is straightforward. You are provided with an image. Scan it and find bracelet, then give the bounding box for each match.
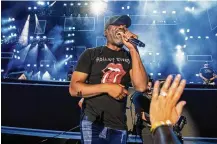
[150,120,172,133]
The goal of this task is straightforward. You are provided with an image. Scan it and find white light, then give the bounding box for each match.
[187,29,190,32]
[162,11,166,14]
[66,47,69,51]
[215,33,217,36]
[36,36,40,39]
[34,64,37,67]
[13,49,16,52]
[196,74,199,77]
[68,34,71,37]
[17,56,20,59]
[14,55,17,58]
[190,36,193,39]
[183,45,186,48]
[72,27,75,30]
[43,36,47,39]
[46,64,50,67]
[192,7,195,11]
[77,3,81,6]
[65,62,67,65]
[13,26,16,29]
[90,1,107,15]
[148,52,152,55]
[1,69,4,72]
[17,50,19,53]
[156,53,160,55]
[59,79,62,81]
[14,33,17,37]
[185,37,188,40]
[198,36,201,39]
[150,73,153,76]
[12,18,15,21]
[179,29,185,34]
[84,2,88,6]
[70,55,73,58]
[27,64,30,67]
[37,1,45,5]
[3,35,5,38]
[63,79,66,81]
[64,3,67,6]
[28,7,32,10]
[72,33,75,36]
[185,7,190,11]
[30,36,33,40]
[127,6,130,9]
[158,73,161,76]
[176,45,182,50]
[172,11,176,14]
[40,64,43,67]
[47,2,49,5]
[70,3,74,6]
[66,55,68,58]
[153,10,157,13]
[122,7,124,10]
[205,36,209,39]
[34,7,37,9]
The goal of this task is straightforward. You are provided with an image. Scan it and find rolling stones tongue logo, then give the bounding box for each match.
[101,63,126,84]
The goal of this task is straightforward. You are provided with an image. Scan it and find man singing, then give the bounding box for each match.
[69,15,148,144]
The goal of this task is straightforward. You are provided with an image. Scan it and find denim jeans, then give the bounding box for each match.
[80,116,127,144]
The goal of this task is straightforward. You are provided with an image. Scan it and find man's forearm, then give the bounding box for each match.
[130,48,148,92]
[69,82,108,97]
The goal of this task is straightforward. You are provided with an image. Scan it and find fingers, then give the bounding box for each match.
[152,81,160,101]
[160,75,173,93]
[167,74,182,97]
[175,101,186,117]
[172,79,186,105]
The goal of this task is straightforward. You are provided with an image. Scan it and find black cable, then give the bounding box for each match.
[38,125,80,144]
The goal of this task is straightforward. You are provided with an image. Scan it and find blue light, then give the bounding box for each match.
[66,55,68,58]
[17,56,20,59]
[34,64,37,67]
[40,64,43,67]
[66,48,69,51]
[46,64,50,67]
[65,62,67,65]
[30,36,34,40]
[27,64,31,67]
[28,7,32,10]
[34,6,37,10]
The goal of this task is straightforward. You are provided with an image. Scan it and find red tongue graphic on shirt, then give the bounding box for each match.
[101,63,126,84]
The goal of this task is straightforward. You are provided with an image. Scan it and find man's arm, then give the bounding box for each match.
[199,73,208,81]
[129,48,148,92]
[69,71,128,98]
[69,71,109,97]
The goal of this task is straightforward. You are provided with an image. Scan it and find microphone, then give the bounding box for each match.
[129,38,146,47]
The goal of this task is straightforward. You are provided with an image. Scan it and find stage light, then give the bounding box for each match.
[66,55,68,58]
[179,29,185,34]
[36,36,40,39]
[205,36,209,39]
[47,2,49,5]
[153,10,157,13]
[19,15,30,46]
[185,7,190,11]
[185,37,188,40]
[63,79,66,82]
[122,7,124,10]
[43,36,47,39]
[69,27,72,30]
[12,18,15,21]
[3,35,5,38]
[14,55,17,58]
[64,3,67,6]
[1,69,4,72]
[72,27,75,30]
[162,11,166,14]
[183,45,186,48]
[9,35,12,38]
[187,29,190,32]
[66,47,69,51]
[77,3,81,6]
[215,33,217,36]
[37,1,45,5]
[158,73,161,76]
[70,3,74,6]
[59,79,62,81]
[172,11,176,14]
[156,53,160,55]
[148,52,152,55]
[27,64,30,67]
[65,62,67,65]
[46,64,50,67]
[150,73,153,76]
[195,74,199,77]
[14,33,17,37]
[30,36,33,40]
[34,64,37,67]
[90,1,107,15]
[127,6,130,9]
[198,36,201,39]
[84,2,88,6]
[176,45,182,50]
[42,71,51,80]
[68,34,71,37]
[40,64,43,67]
[13,49,16,52]
[70,55,73,58]
[28,7,32,10]
[190,36,193,39]
[34,7,37,10]
[17,50,19,53]
[72,33,75,36]
[13,26,16,29]
[192,7,195,11]
[17,56,20,59]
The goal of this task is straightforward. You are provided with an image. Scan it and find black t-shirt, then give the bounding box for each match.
[199,67,215,80]
[75,46,132,130]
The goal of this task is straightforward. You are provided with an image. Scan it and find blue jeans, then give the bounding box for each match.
[80,116,127,144]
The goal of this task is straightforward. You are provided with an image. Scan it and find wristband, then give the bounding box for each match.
[150,120,172,133]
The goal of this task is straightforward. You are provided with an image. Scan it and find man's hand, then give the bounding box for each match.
[105,83,129,100]
[78,98,84,108]
[119,30,138,50]
[150,74,186,125]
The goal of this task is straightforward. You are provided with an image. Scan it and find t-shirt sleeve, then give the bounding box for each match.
[199,68,203,74]
[75,49,92,74]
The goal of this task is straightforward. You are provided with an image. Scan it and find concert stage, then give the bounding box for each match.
[1,79,217,143]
